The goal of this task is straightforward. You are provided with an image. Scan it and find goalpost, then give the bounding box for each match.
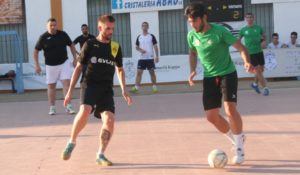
[0,31,24,93]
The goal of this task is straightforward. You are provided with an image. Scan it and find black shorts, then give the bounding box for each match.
[80,84,115,119]
[203,71,238,110]
[250,52,265,67]
[137,59,155,70]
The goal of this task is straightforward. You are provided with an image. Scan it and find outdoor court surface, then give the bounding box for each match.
[1,84,300,175]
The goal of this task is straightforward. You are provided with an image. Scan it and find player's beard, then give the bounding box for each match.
[102,33,112,41]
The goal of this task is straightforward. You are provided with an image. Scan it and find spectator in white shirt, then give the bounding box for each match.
[267,33,287,49]
[286,31,300,48]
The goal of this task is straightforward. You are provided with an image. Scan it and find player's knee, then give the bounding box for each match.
[224,105,237,117]
[78,105,92,118]
[102,112,115,128]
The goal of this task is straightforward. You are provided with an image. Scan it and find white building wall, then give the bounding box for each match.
[62,0,88,52]
[25,0,51,64]
[273,2,300,43]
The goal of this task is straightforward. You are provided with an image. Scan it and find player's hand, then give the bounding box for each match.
[140,49,146,54]
[154,57,159,63]
[188,71,197,86]
[64,92,72,107]
[244,62,255,74]
[35,65,41,74]
[122,91,133,106]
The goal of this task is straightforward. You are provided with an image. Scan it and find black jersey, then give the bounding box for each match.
[73,34,95,48]
[78,38,122,87]
[35,30,72,66]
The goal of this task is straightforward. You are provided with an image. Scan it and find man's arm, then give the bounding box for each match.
[136,45,146,53]
[116,67,132,105]
[33,49,41,74]
[64,62,82,107]
[73,37,81,55]
[69,44,78,67]
[261,32,267,49]
[154,44,159,63]
[232,40,254,73]
[188,49,198,86]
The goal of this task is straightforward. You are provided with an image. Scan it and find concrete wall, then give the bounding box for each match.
[25,0,51,64]
[273,1,300,43]
[62,0,88,52]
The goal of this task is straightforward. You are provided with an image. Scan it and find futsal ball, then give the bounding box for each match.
[207,149,228,168]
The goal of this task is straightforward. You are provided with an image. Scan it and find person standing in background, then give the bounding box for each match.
[130,22,159,93]
[34,17,77,115]
[240,12,270,96]
[73,24,95,83]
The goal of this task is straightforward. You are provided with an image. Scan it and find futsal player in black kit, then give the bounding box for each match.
[61,15,132,166]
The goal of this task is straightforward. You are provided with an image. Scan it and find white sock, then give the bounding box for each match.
[253,82,258,86]
[68,139,76,144]
[233,133,245,149]
[224,130,235,145]
[152,85,157,89]
[135,85,139,90]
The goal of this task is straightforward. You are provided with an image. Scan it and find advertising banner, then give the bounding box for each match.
[1,49,300,90]
[111,0,184,14]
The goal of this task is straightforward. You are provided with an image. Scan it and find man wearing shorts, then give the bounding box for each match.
[62,15,132,166]
[130,22,159,93]
[185,2,254,165]
[240,13,270,96]
[73,24,95,83]
[34,18,77,115]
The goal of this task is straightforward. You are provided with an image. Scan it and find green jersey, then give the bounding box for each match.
[187,24,237,77]
[239,24,264,54]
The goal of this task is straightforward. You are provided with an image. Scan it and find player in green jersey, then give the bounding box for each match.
[240,13,269,96]
[185,2,254,165]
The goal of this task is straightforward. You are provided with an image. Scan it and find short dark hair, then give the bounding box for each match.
[98,15,115,24]
[246,12,254,17]
[272,33,279,38]
[142,21,149,26]
[184,2,207,19]
[291,31,298,37]
[81,24,88,28]
[47,17,56,23]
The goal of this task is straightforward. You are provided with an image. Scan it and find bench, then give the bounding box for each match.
[0,77,16,92]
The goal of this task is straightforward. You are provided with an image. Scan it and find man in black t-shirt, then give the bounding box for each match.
[62,15,132,166]
[34,17,77,115]
[73,24,95,54]
[73,24,95,83]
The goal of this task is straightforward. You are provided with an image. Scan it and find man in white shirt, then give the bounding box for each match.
[286,31,299,48]
[267,33,287,49]
[130,22,159,93]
